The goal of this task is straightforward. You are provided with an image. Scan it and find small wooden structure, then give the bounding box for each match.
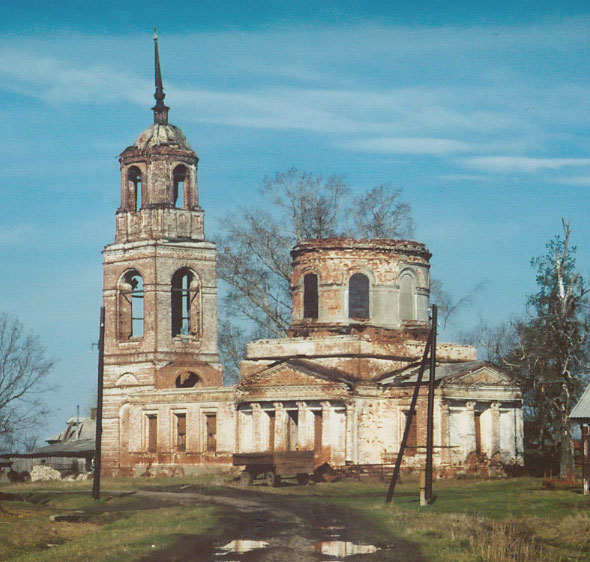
[233,451,315,486]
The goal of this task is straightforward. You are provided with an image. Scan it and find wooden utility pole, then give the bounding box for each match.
[386,305,437,504]
[425,305,437,503]
[386,336,432,503]
[92,307,105,500]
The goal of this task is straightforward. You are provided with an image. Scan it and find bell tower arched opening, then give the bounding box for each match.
[127,166,143,212]
[173,165,187,209]
[118,270,144,340]
[171,268,200,338]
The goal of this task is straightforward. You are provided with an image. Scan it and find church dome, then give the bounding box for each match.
[134,123,193,152]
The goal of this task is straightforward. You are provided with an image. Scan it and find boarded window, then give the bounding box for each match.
[173,165,187,209]
[303,273,319,319]
[403,411,418,456]
[171,269,197,337]
[206,414,217,452]
[147,414,157,453]
[348,273,370,318]
[176,413,186,452]
[119,270,144,339]
[399,274,415,321]
[128,166,142,211]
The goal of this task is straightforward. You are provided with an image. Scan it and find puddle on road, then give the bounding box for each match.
[213,537,378,560]
[314,540,379,557]
[215,539,269,556]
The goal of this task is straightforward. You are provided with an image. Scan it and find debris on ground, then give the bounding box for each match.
[30,465,62,482]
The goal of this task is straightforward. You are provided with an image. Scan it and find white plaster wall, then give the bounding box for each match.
[480,408,493,457]
[449,408,469,464]
[357,400,387,464]
[380,403,397,458]
[216,403,236,454]
[499,409,516,462]
[239,411,254,452]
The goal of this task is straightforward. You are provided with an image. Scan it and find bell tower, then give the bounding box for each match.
[101,32,223,475]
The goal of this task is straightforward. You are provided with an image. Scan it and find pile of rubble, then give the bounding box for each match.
[30,465,62,482]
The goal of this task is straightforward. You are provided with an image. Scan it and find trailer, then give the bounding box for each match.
[233,451,315,486]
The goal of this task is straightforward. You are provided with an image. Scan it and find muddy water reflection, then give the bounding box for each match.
[314,540,378,557]
[215,539,269,555]
[214,537,379,559]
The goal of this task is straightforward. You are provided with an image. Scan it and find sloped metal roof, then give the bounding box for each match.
[570,383,590,420]
[1,439,95,460]
[377,361,486,386]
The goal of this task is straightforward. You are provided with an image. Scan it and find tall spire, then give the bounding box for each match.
[152,27,169,125]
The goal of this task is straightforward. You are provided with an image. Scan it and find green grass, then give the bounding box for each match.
[258,477,590,561]
[2,476,590,561]
[0,485,233,562]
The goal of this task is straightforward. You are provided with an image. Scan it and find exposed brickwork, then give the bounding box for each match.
[290,238,431,335]
[101,111,226,476]
[101,45,523,477]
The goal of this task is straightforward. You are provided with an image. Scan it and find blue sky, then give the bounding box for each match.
[1,1,590,440]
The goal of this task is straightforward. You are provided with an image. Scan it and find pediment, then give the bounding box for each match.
[444,365,511,387]
[241,361,347,389]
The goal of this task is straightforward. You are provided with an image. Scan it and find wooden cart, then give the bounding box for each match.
[233,451,315,486]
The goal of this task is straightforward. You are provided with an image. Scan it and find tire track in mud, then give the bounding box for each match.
[135,486,427,561]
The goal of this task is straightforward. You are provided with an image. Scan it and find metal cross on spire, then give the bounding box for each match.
[152,26,170,125]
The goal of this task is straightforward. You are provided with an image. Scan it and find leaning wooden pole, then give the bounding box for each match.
[386,334,432,503]
[92,306,105,500]
[425,304,437,503]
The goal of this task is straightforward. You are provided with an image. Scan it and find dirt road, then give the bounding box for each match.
[134,484,426,561]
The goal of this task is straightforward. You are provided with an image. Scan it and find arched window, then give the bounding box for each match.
[127,166,142,212]
[399,273,415,321]
[173,165,187,209]
[303,273,319,319]
[348,273,369,319]
[118,270,144,339]
[171,268,198,337]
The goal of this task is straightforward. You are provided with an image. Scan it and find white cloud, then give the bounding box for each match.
[462,157,590,173]
[437,174,491,182]
[342,137,471,155]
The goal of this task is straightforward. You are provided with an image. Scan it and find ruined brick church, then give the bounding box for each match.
[100,37,524,477]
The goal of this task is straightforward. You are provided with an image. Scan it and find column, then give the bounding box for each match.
[490,401,500,458]
[440,401,450,465]
[296,401,311,450]
[345,402,357,464]
[252,403,262,452]
[465,401,476,458]
[274,402,287,451]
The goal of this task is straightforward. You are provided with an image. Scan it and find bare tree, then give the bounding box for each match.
[431,279,486,336]
[350,184,414,239]
[523,219,590,478]
[0,313,55,452]
[217,169,415,383]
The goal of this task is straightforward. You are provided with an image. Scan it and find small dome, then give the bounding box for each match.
[134,123,193,151]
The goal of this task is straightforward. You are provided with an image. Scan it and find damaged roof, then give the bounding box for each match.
[377,361,501,386]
